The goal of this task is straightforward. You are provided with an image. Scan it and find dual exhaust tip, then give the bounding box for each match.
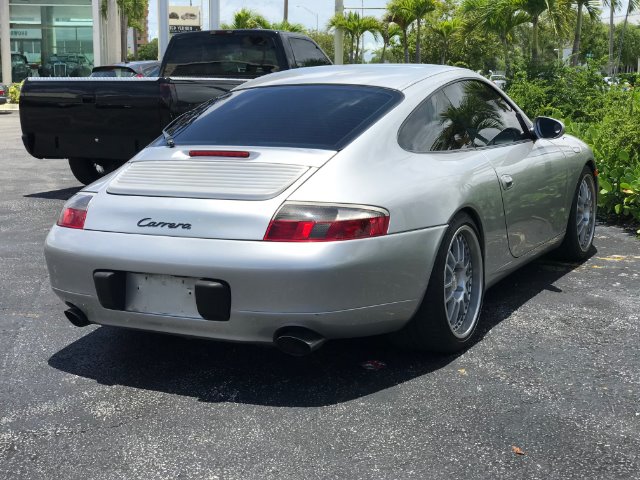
[63,305,324,356]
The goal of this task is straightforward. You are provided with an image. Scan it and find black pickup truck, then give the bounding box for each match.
[20,29,331,184]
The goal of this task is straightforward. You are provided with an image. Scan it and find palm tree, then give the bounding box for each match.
[225,8,271,29]
[377,16,402,63]
[408,0,438,62]
[431,18,462,64]
[571,0,600,67]
[329,12,380,63]
[462,0,529,74]
[270,20,307,33]
[387,0,416,63]
[520,0,549,62]
[602,0,639,74]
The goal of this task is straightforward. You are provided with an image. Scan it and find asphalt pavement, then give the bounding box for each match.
[1,111,639,479]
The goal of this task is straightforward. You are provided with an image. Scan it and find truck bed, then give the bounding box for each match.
[20,76,246,161]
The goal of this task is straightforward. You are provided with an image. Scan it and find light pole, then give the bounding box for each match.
[296,5,318,31]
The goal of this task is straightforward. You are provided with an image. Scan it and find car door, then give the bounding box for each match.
[444,80,568,257]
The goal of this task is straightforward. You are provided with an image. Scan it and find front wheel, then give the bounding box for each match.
[393,212,485,353]
[68,158,120,185]
[557,166,597,261]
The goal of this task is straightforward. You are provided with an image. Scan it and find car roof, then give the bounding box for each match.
[237,64,467,92]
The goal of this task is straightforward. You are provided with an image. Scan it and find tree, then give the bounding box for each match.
[377,16,402,63]
[400,0,438,62]
[462,0,529,74]
[222,8,271,29]
[101,0,148,62]
[328,12,380,63]
[569,0,600,65]
[431,18,462,64]
[387,0,416,62]
[518,0,553,63]
[270,20,307,32]
[602,0,639,74]
[136,38,158,60]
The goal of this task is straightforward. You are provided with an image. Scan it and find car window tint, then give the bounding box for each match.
[399,80,528,152]
[163,33,282,77]
[171,85,403,150]
[289,38,331,67]
[398,89,457,152]
[457,80,527,147]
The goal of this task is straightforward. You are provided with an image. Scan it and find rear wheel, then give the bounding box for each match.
[68,158,119,185]
[394,212,485,353]
[557,166,597,261]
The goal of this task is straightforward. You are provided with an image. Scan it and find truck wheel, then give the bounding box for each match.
[68,158,117,185]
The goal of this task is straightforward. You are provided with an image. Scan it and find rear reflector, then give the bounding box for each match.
[57,193,94,229]
[189,150,250,158]
[264,202,390,242]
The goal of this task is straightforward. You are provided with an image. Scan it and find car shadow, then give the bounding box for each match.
[24,186,81,200]
[48,250,595,407]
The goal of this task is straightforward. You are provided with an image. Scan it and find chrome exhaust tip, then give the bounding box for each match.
[274,327,325,356]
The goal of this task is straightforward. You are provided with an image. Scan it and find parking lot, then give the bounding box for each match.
[0,110,639,479]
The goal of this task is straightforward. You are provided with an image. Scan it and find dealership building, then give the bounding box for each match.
[0,0,126,84]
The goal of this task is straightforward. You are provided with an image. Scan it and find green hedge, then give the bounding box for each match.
[507,66,640,231]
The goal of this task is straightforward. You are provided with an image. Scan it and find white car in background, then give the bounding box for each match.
[490,73,507,90]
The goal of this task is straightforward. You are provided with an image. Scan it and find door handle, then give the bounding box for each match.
[500,174,514,191]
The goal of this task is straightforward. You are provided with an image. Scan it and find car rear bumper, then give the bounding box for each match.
[45,225,447,343]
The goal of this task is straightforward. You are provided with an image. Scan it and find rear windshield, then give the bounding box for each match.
[168,85,403,150]
[163,33,283,78]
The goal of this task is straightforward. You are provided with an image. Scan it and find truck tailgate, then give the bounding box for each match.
[20,77,169,161]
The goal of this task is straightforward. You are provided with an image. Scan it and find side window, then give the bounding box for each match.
[289,38,331,68]
[399,80,529,153]
[445,80,528,148]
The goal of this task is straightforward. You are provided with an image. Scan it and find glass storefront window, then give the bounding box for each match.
[7,0,93,78]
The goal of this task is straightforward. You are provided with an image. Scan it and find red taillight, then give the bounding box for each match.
[189,150,250,158]
[264,203,390,242]
[57,193,94,229]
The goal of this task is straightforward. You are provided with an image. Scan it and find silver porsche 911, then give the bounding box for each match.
[45,65,597,356]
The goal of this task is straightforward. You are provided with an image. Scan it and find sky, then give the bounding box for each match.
[147,0,389,57]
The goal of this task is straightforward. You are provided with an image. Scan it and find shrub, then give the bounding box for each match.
[508,67,640,229]
[8,81,23,104]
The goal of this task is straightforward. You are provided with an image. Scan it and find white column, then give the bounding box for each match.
[0,0,11,84]
[158,0,169,58]
[91,0,102,66]
[208,0,220,30]
[334,0,343,65]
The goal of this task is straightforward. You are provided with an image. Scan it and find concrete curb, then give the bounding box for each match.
[0,103,19,111]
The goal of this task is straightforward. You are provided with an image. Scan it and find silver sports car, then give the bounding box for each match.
[45,65,597,355]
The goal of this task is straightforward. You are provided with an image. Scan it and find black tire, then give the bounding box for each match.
[557,166,597,261]
[393,212,485,353]
[68,158,118,185]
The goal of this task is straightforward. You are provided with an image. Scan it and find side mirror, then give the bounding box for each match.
[532,116,565,139]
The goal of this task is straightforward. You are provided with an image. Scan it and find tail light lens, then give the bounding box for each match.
[265,202,390,242]
[57,193,94,229]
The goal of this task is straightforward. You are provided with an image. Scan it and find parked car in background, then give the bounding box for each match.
[45,65,597,357]
[39,53,92,77]
[91,61,161,78]
[489,73,507,90]
[11,53,29,82]
[0,84,7,105]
